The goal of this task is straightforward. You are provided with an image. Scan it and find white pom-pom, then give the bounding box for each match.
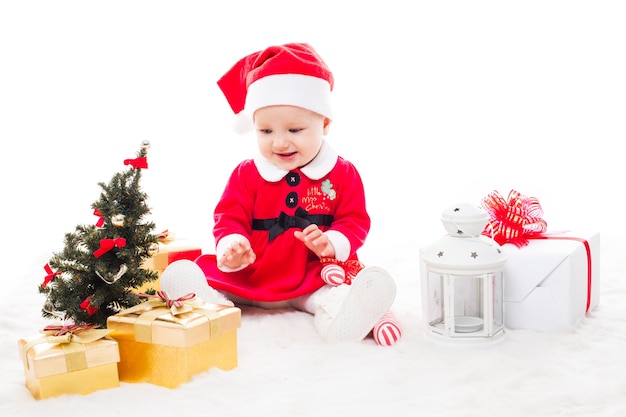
[160,260,234,306]
[233,111,254,135]
[321,264,346,286]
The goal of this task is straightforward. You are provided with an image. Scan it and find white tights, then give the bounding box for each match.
[220,285,333,315]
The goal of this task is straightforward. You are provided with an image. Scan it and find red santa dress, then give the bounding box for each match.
[195,140,370,302]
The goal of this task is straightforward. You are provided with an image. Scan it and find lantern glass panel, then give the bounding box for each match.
[453,275,483,322]
[425,270,505,338]
[491,271,504,331]
[425,272,444,331]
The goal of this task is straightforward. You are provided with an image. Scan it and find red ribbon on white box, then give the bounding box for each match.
[481,190,593,313]
[528,235,593,313]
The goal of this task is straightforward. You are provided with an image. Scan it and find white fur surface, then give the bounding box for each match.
[2,1,625,416]
[3,237,625,417]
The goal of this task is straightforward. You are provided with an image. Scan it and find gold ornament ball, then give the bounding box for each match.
[147,243,159,256]
[141,140,151,150]
[111,214,125,227]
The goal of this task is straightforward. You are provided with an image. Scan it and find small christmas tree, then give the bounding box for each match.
[39,141,159,328]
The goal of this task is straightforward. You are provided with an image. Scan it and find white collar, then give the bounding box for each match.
[254,140,338,182]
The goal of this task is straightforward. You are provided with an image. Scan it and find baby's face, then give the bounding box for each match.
[254,105,330,171]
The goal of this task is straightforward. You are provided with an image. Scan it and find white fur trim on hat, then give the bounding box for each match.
[245,73,333,120]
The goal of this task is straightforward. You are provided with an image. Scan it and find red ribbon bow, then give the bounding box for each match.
[139,291,197,309]
[320,258,364,285]
[42,263,61,288]
[156,229,173,242]
[93,208,105,227]
[43,323,94,336]
[482,190,593,313]
[481,189,548,247]
[124,156,148,169]
[79,296,99,316]
[93,237,127,258]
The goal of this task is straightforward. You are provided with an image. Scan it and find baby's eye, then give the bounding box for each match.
[259,129,272,134]
[289,128,303,133]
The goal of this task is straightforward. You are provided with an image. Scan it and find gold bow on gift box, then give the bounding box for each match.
[21,324,112,373]
[116,291,222,343]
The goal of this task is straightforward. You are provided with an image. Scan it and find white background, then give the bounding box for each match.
[1,2,625,416]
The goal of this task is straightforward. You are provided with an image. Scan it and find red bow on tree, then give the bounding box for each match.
[93,237,127,258]
[124,156,148,169]
[93,208,105,227]
[41,263,60,288]
[80,296,99,316]
[481,189,548,247]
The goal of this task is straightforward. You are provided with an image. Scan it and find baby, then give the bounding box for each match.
[162,43,401,346]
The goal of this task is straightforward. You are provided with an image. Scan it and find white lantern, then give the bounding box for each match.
[420,203,507,343]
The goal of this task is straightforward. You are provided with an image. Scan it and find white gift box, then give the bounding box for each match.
[502,231,600,331]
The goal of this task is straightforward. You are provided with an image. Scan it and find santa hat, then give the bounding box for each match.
[217,43,334,134]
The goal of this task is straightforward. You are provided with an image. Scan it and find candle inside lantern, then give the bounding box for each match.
[454,316,484,333]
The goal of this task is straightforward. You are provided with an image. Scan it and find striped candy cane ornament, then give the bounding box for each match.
[319,258,364,286]
[320,264,346,286]
[372,311,402,346]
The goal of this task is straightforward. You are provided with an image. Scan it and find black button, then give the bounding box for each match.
[285,172,300,187]
[286,192,298,208]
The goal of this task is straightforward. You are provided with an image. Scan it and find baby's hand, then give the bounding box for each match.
[218,240,256,269]
[294,224,336,258]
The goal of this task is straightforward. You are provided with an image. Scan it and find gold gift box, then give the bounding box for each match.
[107,303,241,388]
[137,239,202,293]
[18,335,120,399]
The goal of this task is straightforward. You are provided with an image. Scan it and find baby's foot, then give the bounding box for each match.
[314,266,396,343]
